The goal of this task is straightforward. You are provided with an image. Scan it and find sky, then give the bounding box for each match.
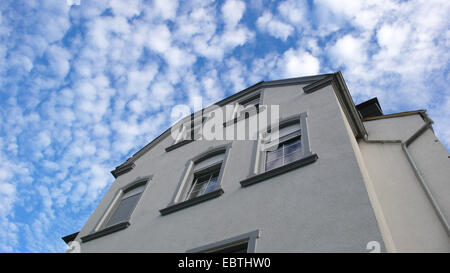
[0,0,449,252]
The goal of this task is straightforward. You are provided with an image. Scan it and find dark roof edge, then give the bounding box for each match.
[62,232,79,245]
[362,110,427,122]
[303,72,367,138]
[110,73,335,177]
[333,71,368,138]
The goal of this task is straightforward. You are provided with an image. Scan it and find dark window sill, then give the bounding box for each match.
[80,221,130,243]
[160,188,224,215]
[240,153,318,187]
[165,139,194,152]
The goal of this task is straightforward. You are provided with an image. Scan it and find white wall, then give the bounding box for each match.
[359,114,450,252]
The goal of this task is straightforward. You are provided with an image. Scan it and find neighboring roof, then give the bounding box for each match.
[356,97,383,118]
[62,232,79,245]
[111,71,366,178]
[362,110,426,122]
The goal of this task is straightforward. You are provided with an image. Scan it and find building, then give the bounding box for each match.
[62,72,450,252]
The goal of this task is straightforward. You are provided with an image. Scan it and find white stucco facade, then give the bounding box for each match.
[64,72,450,253]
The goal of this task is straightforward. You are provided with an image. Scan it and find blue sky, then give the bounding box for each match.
[0,0,449,252]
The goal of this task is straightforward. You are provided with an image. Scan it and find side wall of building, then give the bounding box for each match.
[358,114,450,252]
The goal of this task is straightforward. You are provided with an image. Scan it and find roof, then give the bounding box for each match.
[356,97,383,118]
[362,110,427,122]
[62,232,79,245]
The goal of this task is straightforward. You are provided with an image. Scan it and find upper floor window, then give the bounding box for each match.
[160,144,232,215]
[187,167,220,200]
[81,176,151,243]
[229,93,261,121]
[240,112,318,187]
[240,94,260,111]
[174,117,204,144]
[182,150,225,201]
[264,121,302,171]
[166,116,205,152]
[104,183,146,228]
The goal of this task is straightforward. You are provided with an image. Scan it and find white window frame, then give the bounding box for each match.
[229,93,261,121]
[253,112,312,175]
[94,176,151,232]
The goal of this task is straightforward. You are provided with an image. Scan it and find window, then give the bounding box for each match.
[104,184,145,228]
[186,167,220,200]
[166,116,205,152]
[264,121,302,171]
[240,112,318,187]
[240,94,260,111]
[228,94,261,122]
[174,119,203,144]
[160,144,232,215]
[187,230,260,253]
[265,136,302,171]
[81,176,151,243]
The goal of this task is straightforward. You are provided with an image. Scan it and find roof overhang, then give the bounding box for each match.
[303,71,367,139]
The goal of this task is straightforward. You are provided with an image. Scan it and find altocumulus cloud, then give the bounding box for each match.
[0,0,448,252]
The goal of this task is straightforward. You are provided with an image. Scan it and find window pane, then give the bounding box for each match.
[241,96,259,108]
[106,193,142,228]
[284,138,301,156]
[284,149,302,164]
[266,157,283,171]
[204,172,220,194]
[194,154,225,172]
[188,179,206,199]
[266,146,283,163]
[188,169,221,199]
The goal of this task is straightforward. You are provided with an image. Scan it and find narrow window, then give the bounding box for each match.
[240,95,260,110]
[104,183,146,228]
[173,117,205,144]
[182,151,225,201]
[160,145,231,215]
[265,136,302,171]
[187,167,221,200]
[264,120,302,171]
[241,112,317,187]
[231,94,261,120]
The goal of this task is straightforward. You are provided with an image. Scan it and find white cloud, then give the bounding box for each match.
[281,49,320,77]
[109,0,142,18]
[146,24,172,53]
[151,81,175,104]
[376,23,410,57]
[328,34,367,66]
[278,0,308,25]
[45,45,71,78]
[164,46,196,68]
[256,12,294,41]
[222,0,246,29]
[143,0,179,21]
[126,65,159,95]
